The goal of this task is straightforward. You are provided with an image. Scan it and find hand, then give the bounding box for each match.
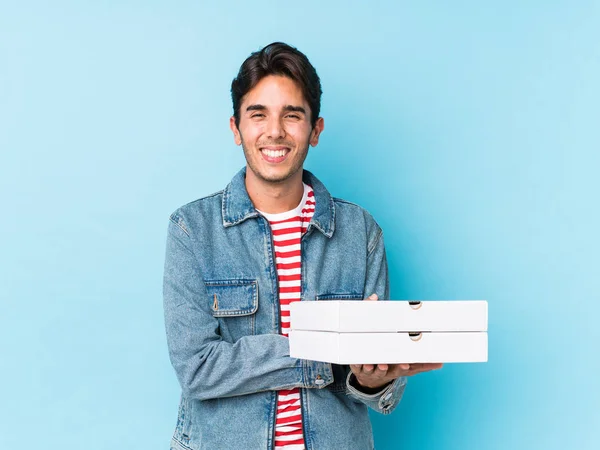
[350,362,444,390]
[350,294,443,390]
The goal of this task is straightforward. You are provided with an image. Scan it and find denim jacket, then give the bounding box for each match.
[163,167,407,450]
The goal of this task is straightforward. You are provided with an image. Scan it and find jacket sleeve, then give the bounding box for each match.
[163,216,329,401]
[344,221,408,414]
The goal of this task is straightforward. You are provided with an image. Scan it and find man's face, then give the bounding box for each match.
[230,75,324,185]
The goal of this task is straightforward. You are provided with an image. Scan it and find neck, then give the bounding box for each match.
[245,168,304,214]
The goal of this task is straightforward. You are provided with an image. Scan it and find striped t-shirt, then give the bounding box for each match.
[257,183,315,450]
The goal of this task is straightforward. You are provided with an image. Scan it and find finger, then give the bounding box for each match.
[365,293,378,301]
[362,364,375,374]
[377,364,388,372]
[406,365,444,377]
[411,363,443,371]
[388,364,410,378]
[350,364,362,373]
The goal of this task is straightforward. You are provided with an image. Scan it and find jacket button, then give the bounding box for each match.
[315,375,324,385]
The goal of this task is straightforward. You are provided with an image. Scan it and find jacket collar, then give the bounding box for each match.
[222,167,335,238]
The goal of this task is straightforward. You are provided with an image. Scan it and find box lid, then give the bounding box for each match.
[290,300,488,332]
[289,329,488,364]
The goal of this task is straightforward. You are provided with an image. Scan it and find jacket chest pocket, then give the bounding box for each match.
[205,279,258,343]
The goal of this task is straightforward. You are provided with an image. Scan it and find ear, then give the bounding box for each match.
[230,116,242,146]
[309,117,325,147]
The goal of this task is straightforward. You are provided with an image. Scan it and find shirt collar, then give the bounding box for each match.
[222,167,335,238]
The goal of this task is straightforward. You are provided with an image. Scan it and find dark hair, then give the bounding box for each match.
[231,42,322,128]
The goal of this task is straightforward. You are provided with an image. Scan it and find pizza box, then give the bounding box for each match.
[289,300,488,332]
[288,330,488,364]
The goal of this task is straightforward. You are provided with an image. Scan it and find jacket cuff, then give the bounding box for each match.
[346,371,407,414]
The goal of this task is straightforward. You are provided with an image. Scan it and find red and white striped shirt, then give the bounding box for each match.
[257,183,315,450]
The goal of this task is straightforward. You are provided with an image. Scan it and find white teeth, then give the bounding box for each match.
[262,149,287,158]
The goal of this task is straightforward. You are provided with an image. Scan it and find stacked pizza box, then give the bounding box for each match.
[289,300,488,364]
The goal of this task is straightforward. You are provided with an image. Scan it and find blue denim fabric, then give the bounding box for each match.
[163,167,407,450]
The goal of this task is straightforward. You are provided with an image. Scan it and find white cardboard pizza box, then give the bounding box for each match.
[289,300,488,332]
[288,330,488,364]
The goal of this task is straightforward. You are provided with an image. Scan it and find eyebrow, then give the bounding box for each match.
[245,104,306,114]
[283,105,306,114]
[246,104,267,112]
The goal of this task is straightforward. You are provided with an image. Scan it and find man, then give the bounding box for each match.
[163,42,442,450]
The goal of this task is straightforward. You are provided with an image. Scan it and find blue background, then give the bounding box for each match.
[1,1,598,448]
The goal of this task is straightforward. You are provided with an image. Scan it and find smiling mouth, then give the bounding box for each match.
[260,147,291,158]
[260,146,291,164]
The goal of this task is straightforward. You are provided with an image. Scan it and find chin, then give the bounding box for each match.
[259,169,295,182]
[260,174,291,183]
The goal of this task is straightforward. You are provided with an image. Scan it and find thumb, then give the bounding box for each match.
[365,293,378,301]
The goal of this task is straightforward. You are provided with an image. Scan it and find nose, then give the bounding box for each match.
[266,116,285,139]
